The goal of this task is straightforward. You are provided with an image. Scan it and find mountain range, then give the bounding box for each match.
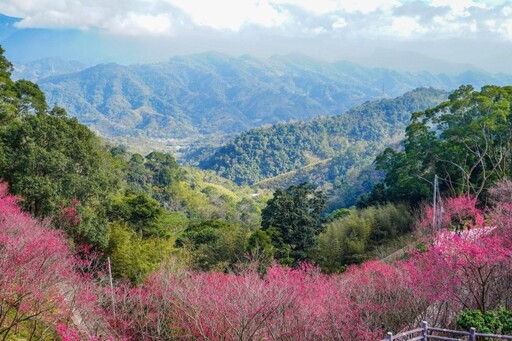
[16,53,512,139]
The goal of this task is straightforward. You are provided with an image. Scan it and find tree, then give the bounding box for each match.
[0,113,121,248]
[109,191,169,238]
[0,182,107,340]
[175,220,249,271]
[261,182,326,262]
[0,46,121,249]
[375,85,512,205]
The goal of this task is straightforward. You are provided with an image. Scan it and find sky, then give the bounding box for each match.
[1,0,512,72]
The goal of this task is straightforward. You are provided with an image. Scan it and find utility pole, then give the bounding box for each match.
[107,257,116,320]
[432,175,444,234]
[432,174,437,235]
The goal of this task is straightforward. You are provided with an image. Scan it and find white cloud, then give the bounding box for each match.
[271,0,399,14]
[332,17,347,30]
[387,16,428,38]
[336,0,400,14]
[1,0,512,41]
[104,13,173,36]
[170,0,287,30]
[498,19,512,39]
[502,6,512,15]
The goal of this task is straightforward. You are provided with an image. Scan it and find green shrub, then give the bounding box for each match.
[457,309,512,334]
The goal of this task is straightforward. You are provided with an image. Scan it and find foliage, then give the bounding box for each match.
[109,191,170,238]
[457,309,512,334]
[0,182,107,340]
[175,220,250,271]
[262,183,326,263]
[324,208,352,222]
[125,152,264,226]
[316,203,413,272]
[200,88,447,208]
[375,85,512,205]
[107,222,173,283]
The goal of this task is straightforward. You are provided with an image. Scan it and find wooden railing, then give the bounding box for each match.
[381,321,512,341]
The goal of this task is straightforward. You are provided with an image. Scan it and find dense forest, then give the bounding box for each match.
[197,88,447,207]
[2,42,512,340]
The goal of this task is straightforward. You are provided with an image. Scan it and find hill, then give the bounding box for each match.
[33,53,512,139]
[197,88,448,207]
[12,57,88,81]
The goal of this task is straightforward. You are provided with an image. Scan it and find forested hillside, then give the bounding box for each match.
[33,53,512,139]
[3,42,512,340]
[363,84,512,207]
[0,45,267,282]
[199,88,448,207]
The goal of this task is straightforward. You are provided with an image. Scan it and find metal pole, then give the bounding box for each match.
[433,175,437,235]
[107,256,116,320]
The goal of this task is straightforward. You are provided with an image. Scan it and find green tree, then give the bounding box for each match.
[375,85,512,205]
[109,191,170,238]
[107,222,173,283]
[261,182,326,263]
[0,45,121,248]
[316,204,412,272]
[175,220,249,271]
[0,45,17,122]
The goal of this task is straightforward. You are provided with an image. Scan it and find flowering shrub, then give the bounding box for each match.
[0,182,107,339]
[417,196,485,235]
[111,195,512,339]
[4,176,512,341]
[112,263,379,340]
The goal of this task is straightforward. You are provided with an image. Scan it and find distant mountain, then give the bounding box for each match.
[196,88,449,207]
[34,53,512,138]
[357,48,485,75]
[12,58,88,81]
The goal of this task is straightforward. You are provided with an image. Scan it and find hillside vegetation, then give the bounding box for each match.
[363,84,512,207]
[199,88,447,207]
[33,53,512,139]
[0,45,267,282]
[3,43,512,340]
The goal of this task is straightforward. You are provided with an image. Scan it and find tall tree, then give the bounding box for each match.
[376,85,512,205]
[262,182,326,263]
[0,45,121,248]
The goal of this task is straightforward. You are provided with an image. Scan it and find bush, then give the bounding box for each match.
[457,309,512,334]
[316,203,412,272]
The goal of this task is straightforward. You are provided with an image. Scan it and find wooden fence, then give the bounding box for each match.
[381,321,512,341]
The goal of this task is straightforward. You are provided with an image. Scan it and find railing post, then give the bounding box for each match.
[468,327,476,341]
[422,321,428,341]
[387,332,393,341]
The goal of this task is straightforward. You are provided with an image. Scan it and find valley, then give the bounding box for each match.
[2,1,512,338]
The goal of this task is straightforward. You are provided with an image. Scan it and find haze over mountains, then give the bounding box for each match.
[3,11,512,141]
[10,53,512,140]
